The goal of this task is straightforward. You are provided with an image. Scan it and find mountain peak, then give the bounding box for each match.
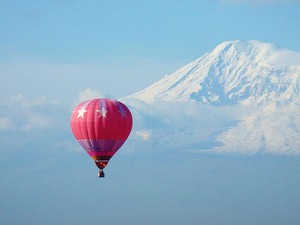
[216,39,274,51]
[127,40,300,105]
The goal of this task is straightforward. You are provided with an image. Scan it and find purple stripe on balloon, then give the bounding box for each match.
[78,139,126,155]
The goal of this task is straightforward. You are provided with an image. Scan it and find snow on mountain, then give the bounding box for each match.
[127,40,300,106]
[123,40,300,155]
[210,101,300,155]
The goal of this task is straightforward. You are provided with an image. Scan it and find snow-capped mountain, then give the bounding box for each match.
[128,40,300,105]
[124,40,300,155]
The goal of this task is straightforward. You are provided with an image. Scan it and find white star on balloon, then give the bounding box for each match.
[77,108,87,118]
[96,107,108,118]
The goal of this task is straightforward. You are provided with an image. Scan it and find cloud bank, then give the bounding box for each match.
[1,90,299,156]
[122,98,300,156]
[73,88,105,106]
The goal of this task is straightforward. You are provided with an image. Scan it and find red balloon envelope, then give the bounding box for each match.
[70,98,132,175]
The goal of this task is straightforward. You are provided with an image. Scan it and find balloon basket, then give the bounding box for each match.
[98,170,105,178]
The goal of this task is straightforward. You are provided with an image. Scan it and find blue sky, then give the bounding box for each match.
[1,0,300,101]
[1,1,300,225]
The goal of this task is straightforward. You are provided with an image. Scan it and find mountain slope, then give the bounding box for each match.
[128,40,300,105]
[123,40,300,155]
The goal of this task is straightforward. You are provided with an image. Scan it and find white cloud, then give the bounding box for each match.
[136,130,152,141]
[0,92,76,155]
[122,99,243,152]
[0,92,66,132]
[21,113,49,131]
[73,88,105,106]
[1,91,299,156]
[0,117,14,131]
[210,103,300,155]
[267,49,300,66]
[122,98,300,155]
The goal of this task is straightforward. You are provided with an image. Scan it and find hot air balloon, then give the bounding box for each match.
[70,98,133,177]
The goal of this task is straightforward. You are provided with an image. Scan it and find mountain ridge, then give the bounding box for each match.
[122,40,300,155]
[127,40,300,106]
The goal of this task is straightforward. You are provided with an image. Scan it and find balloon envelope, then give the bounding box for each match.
[70,98,132,170]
